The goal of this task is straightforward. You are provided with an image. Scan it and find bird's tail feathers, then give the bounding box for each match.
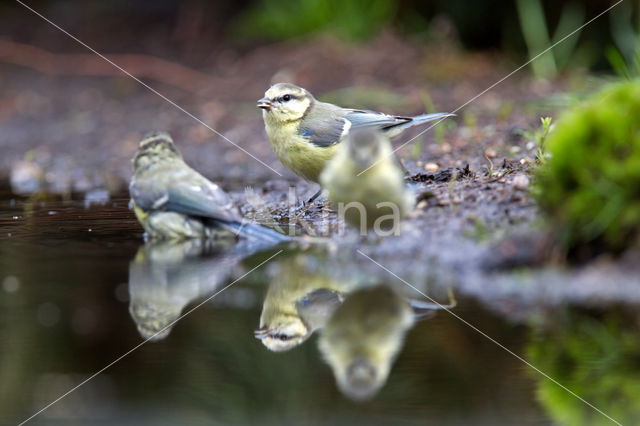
[385,112,455,138]
[220,220,292,245]
[411,112,456,125]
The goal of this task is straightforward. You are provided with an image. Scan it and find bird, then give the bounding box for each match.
[129,131,290,243]
[320,128,414,233]
[254,254,352,352]
[257,82,453,185]
[318,285,415,401]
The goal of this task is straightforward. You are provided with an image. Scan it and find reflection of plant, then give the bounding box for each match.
[534,81,640,254]
[516,0,585,78]
[526,310,640,426]
[234,0,396,42]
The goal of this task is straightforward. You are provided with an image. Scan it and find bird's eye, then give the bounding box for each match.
[282,94,292,102]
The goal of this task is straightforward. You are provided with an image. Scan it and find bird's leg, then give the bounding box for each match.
[306,189,323,205]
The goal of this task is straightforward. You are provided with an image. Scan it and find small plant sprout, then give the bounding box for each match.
[537,116,553,162]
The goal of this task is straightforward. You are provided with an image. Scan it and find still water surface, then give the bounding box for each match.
[0,190,634,425]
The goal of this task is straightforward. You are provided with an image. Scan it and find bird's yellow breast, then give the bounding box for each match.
[265,120,339,183]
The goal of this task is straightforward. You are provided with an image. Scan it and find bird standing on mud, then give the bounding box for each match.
[257,83,453,184]
[320,128,414,233]
[129,131,288,243]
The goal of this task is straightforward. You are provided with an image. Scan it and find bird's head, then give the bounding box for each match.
[347,129,385,170]
[254,316,310,352]
[258,83,314,124]
[340,357,384,401]
[132,131,182,171]
[129,301,180,341]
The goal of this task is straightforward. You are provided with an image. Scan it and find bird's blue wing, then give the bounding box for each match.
[131,168,240,222]
[299,117,349,147]
[165,179,240,222]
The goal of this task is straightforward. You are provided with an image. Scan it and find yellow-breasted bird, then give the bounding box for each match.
[318,285,414,401]
[320,128,414,232]
[258,83,453,184]
[129,131,289,243]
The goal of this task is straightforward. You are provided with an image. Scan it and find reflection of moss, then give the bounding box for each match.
[534,81,640,254]
[526,310,640,426]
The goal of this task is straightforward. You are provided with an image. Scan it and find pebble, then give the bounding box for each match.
[84,188,111,207]
[10,161,42,195]
[424,162,439,172]
[513,174,530,190]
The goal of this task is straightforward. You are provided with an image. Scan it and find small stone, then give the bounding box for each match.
[84,188,110,207]
[10,161,43,195]
[424,162,439,172]
[513,174,530,190]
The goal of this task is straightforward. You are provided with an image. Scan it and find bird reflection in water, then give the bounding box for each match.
[128,239,252,341]
[319,285,456,401]
[254,254,355,352]
[253,252,456,400]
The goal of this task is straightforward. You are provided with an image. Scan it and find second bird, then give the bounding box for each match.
[258,83,453,183]
[130,131,289,243]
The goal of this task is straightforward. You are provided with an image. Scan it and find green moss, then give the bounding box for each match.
[535,80,640,253]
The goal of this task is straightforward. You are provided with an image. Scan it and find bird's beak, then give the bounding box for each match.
[254,327,269,339]
[257,97,272,110]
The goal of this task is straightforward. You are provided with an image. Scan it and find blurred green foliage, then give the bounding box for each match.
[233,0,397,42]
[607,1,640,79]
[534,80,640,254]
[527,309,640,426]
[516,0,586,78]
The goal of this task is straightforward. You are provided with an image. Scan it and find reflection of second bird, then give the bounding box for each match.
[318,285,415,401]
[129,132,289,243]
